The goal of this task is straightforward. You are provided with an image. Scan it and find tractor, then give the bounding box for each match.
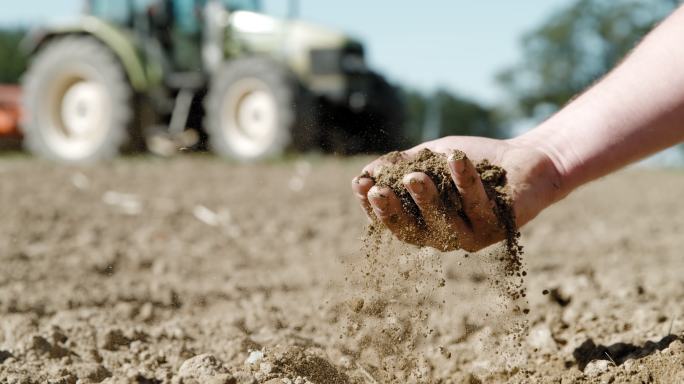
[21,0,404,162]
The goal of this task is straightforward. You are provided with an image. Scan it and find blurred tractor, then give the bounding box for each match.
[21,0,404,162]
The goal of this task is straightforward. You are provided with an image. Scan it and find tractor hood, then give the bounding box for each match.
[229,11,365,77]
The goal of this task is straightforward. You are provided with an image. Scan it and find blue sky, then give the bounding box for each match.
[0,0,572,105]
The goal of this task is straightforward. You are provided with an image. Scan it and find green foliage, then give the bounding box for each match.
[401,88,502,145]
[401,89,429,144]
[435,90,501,138]
[0,28,28,84]
[498,0,679,118]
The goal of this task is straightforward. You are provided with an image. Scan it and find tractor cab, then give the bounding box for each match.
[85,0,266,75]
[87,0,206,76]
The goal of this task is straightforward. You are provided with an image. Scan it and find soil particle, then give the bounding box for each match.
[99,328,130,351]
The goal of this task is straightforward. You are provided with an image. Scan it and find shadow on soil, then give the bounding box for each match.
[573,334,681,370]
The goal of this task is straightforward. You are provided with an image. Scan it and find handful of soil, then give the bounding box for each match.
[366,148,526,305]
[369,148,520,257]
[373,149,463,228]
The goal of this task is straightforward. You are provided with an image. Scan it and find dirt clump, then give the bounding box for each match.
[256,345,350,384]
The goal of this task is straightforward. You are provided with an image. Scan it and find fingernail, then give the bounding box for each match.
[407,177,424,194]
[369,190,388,210]
[448,155,466,174]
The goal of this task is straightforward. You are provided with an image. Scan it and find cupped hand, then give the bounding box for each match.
[351,136,564,252]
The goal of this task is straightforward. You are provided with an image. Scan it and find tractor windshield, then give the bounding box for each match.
[88,0,133,25]
[223,0,261,12]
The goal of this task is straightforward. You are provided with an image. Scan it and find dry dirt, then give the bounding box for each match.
[1,155,684,383]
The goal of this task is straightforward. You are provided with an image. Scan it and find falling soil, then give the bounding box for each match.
[341,149,528,382]
[368,149,526,304]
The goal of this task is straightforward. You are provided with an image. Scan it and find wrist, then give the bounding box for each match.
[502,136,569,230]
[509,125,578,203]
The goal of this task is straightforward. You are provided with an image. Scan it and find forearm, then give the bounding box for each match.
[513,6,684,200]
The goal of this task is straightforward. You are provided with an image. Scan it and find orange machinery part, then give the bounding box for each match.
[0,85,21,137]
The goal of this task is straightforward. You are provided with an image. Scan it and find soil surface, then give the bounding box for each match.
[1,155,684,383]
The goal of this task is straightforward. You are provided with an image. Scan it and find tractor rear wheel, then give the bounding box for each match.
[22,36,137,162]
[204,57,314,161]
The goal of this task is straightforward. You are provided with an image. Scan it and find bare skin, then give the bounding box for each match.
[353,6,684,252]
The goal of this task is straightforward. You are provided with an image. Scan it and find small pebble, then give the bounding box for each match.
[245,350,264,366]
[584,359,611,377]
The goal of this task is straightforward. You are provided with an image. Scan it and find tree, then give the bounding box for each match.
[497,0,679,119]
[0,28,29,84]
[401,88,429,145]
[435,90,502,139]
[401,88,503,145]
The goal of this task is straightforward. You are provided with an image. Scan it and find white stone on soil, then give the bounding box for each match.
[102,191,143,215]
[70,172,90,190]
[244,350,264,366]
[584,359,611,377]
[526,324,557,352]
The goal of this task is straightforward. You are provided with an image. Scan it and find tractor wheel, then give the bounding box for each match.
[22,36,136,162]
[204,57,314,161]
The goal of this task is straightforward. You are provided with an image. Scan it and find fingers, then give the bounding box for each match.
[353,151,409,223]
[401,172,445,227]
[367,186,424,245]
[401,172,474,251]
[447,152,499,232]
[354,150,504,252]
[352,176,375,221]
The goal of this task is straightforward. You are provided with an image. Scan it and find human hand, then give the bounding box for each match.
[351,136,564,252]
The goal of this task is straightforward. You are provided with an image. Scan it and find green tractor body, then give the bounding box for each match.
[22,0,404,162]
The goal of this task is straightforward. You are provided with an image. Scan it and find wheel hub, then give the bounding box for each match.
[221,78,279,158]
[60,81,107,138]
[236,90,276,141]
